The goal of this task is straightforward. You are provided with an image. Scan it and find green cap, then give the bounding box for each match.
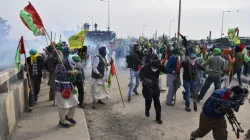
[213,48,221,56]
[29,49,37,55]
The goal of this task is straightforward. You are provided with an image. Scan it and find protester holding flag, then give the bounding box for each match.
[54,51,79,128]
[139,55,168,124]
[91,46,114,109]
[25,49,44,104]
[229,45,244,86]
[67,50,85,109]
[221,49,234,88]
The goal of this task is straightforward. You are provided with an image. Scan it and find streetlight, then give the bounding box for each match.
[221,10,239,38]
[100,0,110,31]
[88,16,94,31]
[177,0,181,47]
[169,20,175,39]
[221,11,231,38]
[142,25,147,36]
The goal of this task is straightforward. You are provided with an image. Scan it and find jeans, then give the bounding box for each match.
[198,76,221,100]
[229,68,242,86]
[128,70,140,97]
[183,80,196,107]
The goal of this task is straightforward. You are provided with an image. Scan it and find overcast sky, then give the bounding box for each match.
[0,0,250,40]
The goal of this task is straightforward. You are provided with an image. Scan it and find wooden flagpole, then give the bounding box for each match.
[111,59,125,107]
[54,33,56,42]
[44,29,66,69]
[115,73,125,107]
[22,36,34,110]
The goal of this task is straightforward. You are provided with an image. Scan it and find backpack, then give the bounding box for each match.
[126,55,133,68]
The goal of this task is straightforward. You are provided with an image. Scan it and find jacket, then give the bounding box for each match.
[139,64,168,86]
[234,52,244,71]
[130,52,143,71]
[202,55,225,77]
[181,60,204,81]
[203,88,230,118]
[25,56,44,77]
[166,55,177,74]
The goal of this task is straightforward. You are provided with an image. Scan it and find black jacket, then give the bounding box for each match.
[139,64,168,86]
[25,56,44,76]
[130,52,143,71]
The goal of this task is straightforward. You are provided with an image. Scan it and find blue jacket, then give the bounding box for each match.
[166,55,177,74]
[203,88,230,118]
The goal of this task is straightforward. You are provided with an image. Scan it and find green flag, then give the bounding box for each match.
[68,29,88,49]
[15,36,26,69]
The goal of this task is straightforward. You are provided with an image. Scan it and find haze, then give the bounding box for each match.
[1,0,250,40]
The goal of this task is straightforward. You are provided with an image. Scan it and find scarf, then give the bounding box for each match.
[30,53,39,64]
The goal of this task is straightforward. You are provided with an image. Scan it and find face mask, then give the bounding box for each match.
[151,68,158,72]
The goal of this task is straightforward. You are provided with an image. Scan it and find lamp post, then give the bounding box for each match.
[88,16,94,31]
[221,11,230,38]
[177,0,181,47]
[101,0,110,31]
[169,20,175,39]
[142,25,147,36]
[221,10,240,38]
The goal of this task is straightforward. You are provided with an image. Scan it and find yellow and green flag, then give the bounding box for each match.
[68,29,88,49]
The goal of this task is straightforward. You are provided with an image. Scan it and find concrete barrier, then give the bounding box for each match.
[0,66,29,140]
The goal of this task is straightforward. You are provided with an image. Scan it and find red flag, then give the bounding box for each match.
[15,36,26,69]
[202,42,206,60]
[20,2,45,36]
[107,63,116,88]
[19,36,26,54]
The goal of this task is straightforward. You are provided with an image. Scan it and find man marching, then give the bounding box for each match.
[139,55,168,124]
[91,46,113,109]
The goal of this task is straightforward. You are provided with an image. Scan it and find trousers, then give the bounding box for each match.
[191,112,227,140]
[31,75,42,102]
[183,80,196,107]
[128,70,140,97]
[142,85,161,120]
[166,74,175,104]
[73,80,84,105]
[58,106,76,124]
[198,76,221,100]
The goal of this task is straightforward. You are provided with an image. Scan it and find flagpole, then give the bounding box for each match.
[115,73,125,107]
[44,29,66,69]
[23,49,34,111]
[44,35,49,46]
[54,33,56,42]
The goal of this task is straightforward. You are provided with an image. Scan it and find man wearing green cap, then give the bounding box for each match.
[198,48,225,101]
[25,49,44,105]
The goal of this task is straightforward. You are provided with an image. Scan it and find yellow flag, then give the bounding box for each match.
[68,29,88,49]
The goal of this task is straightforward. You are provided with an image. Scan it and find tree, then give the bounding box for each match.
[0,17,11,39]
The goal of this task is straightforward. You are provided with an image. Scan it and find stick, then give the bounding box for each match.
[54,33,56,42]
[115,73,125,107]
[44,29,66,70]
[24,52,34,110]
[44,35,49,46]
